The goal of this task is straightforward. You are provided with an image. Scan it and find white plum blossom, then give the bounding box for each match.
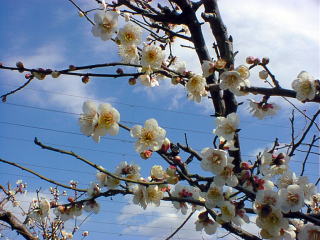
[139,74,159,87]
[195,212,219,235]
[29,198,51,221]
[96,172,120,189]
[117,22,142,46]
[115,161,140,180]
[256,206,289,237]
[201,60,215,78]
[84,200,100,214]
[79,101,120,143]
[213,112,239,141]
[220,201,236,222]
[171,184,200,215]
[185,74,207,103]
[204,182,224,208]
[130,118,166,152]
[233,208,250,226]
[261,151,290,176]
[248,99,279,119]
[141,44,165,69]
[214,163,238,187]
[132,184,148,209]
[92,11,118,41]
[146,185,163,207]
[297,224,320,240]
[200,148,229,174]
[292,71,317,101]
[87,182,100,197]
[254,190,280,214]
[235,65,250,79]
[279,184,304,213]
[170,58,186,74]
[150,165,166,180]
[219,67,250,96]
[259,70,269,79]
[118,44,139,64]
[79,101,99,138]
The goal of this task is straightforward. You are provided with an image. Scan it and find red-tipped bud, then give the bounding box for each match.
[68,197,75,203]
[69,65,77,71]
[161,138,170,152]
[173,155,182,163]
[82,75,90,84]
[262,57,270,65]
[140,150,153,159]
[246,56,255,64]
[241,162,252,170]
[16,61,24,72]
[25,73,32,79]
[116,68,124,74]
[128,78,137,85]
[253,58,261,65]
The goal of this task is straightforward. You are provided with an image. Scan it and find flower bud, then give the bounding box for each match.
[253,58,261,65]
[69,65,77,71]
[161,138,170,152]
[16,61,24,72]
[171,76,181,85]
[78,11,85,17]
[166,165,176,176]
[259,70,268,80]
[173,155,182,163]
[67,197,75,203]
[25,73,32,79]
[82,75,90,84]
[51,71,61,78]
[140,150,153,159]
[116,68,124,74]
[262,57,269,65]
[128,78,137,85]
[240,162,252,170]
[246,56,255,64]
[82,231,89,237]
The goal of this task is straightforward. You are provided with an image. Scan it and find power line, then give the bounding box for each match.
[0,135,319,165]
[0,83,296,129]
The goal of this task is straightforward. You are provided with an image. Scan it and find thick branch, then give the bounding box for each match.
[0,210,38,240]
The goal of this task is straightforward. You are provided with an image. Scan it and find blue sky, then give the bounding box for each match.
[0,0,319,239]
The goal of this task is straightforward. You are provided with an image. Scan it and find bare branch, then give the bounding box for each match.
[0,158,87,192]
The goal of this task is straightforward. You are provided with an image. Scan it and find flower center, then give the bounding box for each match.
[101,18,114,33]
[125,32,134,42]
[99,112,114,128]
[141,130,155,144]
[287,193,300,205]
[209,154,221,164]
[147,50,157,62]
[208,188,221,199]
[301,81,311,93]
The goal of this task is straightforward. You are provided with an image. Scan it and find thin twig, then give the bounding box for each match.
[1,77,33,102]
[0,158,87,192]
[300,135,317,176]
[165,210,195,240]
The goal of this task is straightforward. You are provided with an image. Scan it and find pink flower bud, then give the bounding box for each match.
[161,138,170,152]
[246,56,255,64]
[140,150,153,159]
